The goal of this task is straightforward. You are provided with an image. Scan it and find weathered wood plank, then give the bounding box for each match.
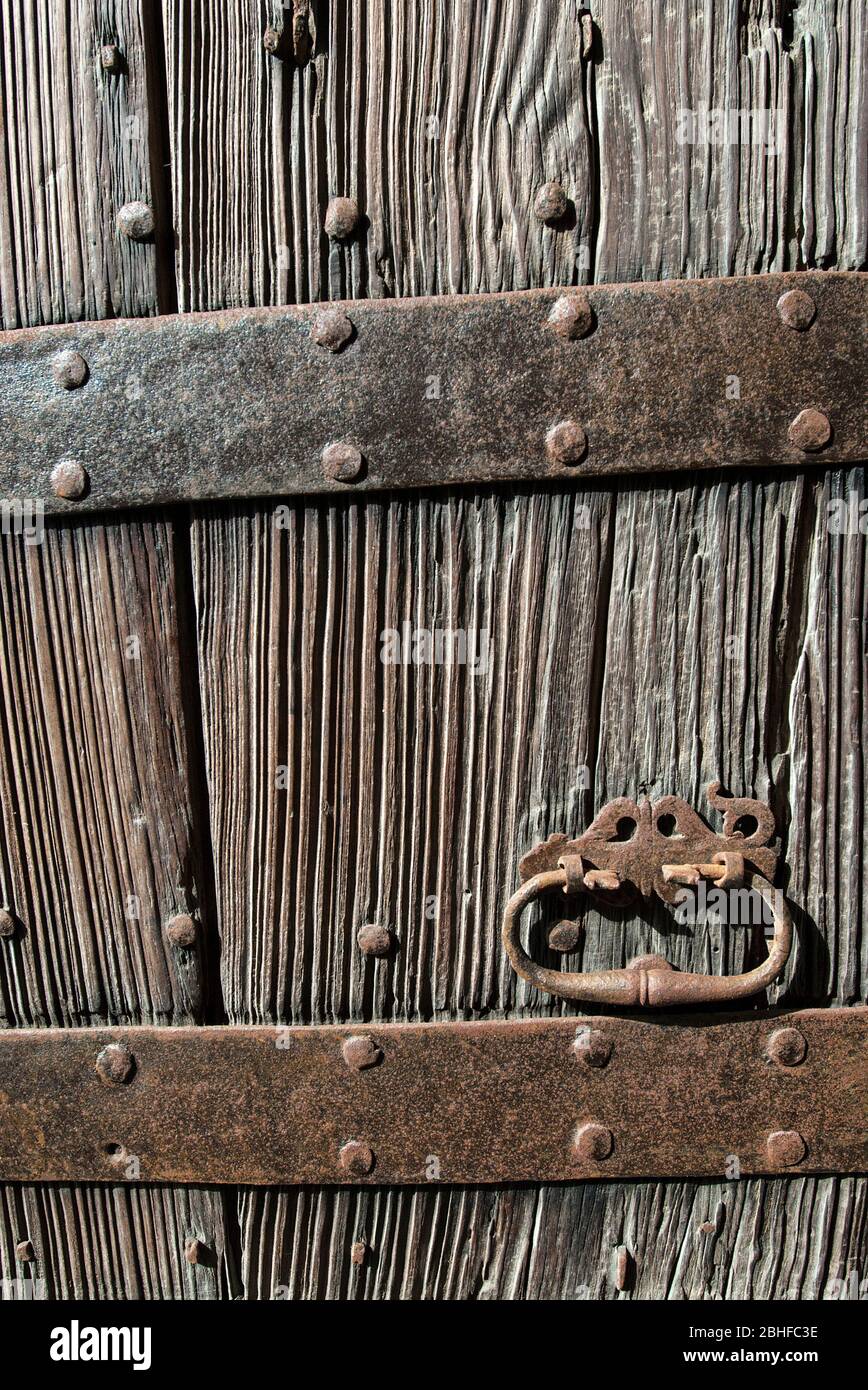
[0,0,221,1302]
[192,489,613,1024]
[0,1181,233,1299]
[0,0,170,325]
[0,516,212,1028]
[594,0,866,280]
[161,0,596,308]
[234,1176,867,1300]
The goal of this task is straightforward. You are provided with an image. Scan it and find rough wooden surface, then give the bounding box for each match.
[182,1,866,1300]
[0,0,865,1301]
[0,0,220,1302]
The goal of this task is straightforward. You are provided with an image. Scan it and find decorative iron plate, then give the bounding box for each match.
[0,1010,863,1185]
[0,271,864,515]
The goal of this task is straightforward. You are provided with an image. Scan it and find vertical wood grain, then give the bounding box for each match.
[0,0,222,1302]
[161,0,596,308]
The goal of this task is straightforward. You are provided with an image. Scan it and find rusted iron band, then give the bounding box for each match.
[0,1011,864,1185]
[0,271,864,516]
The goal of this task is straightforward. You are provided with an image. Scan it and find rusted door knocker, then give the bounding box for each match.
[502,783,792,1007]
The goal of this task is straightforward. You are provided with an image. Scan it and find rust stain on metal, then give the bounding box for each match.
[15,1238,35,1262]
[0,908,16,939]
[0,1011,862,1185]
[506,783,794,1006]
[0,271,863,515]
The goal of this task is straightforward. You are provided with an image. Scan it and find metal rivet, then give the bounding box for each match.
[100,43,124,73]
[339,1139,375,1176]
[95,1041,135,1086]
[51,460,89,501]
[788,408,831,452]
[549,919,580,952]
[534,181,568,224]
[312,307,354,352]
[546,420,587,466]
[766,1026,807,1067]
[263,26,282,54]
[351,1240,368,1266]
[0,908,16,939]
[356,922,393,957]
[117,200,155,241]
[342,1034,382,1070]
[51,349,89,390]
[777,288,816,331]
[342,1035,382,1070]
[15,1239,35,1263]
[547,292,594,340]
[614,1245,632,1291]
[325,196,360,241]
[185,1237,209,1265]
[570,1121,614,1163]
[766,1129,807,1167]
[165,913,198,948]
[322,440,364,483]
[572,1026,613,1069]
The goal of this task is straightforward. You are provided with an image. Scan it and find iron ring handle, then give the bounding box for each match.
[502,867,792,1007]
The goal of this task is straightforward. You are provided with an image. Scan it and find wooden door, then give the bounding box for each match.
[0,1,865,1301]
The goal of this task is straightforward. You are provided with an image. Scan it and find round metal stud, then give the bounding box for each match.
[339,1139,375,1176]
[50,460,89,501]
[765,1026,807,1067]
[95,1041,136,1086]
[570,1121,614,1163]
[777,288,816,331]
[51,349,89,389]
[322,440,364,482]
[788,408,831,452]
[117,200,155,241]
[546,420,587,466]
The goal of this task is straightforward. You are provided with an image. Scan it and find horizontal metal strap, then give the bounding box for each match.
[0,271,864,516]
[0,1009,864,1184]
